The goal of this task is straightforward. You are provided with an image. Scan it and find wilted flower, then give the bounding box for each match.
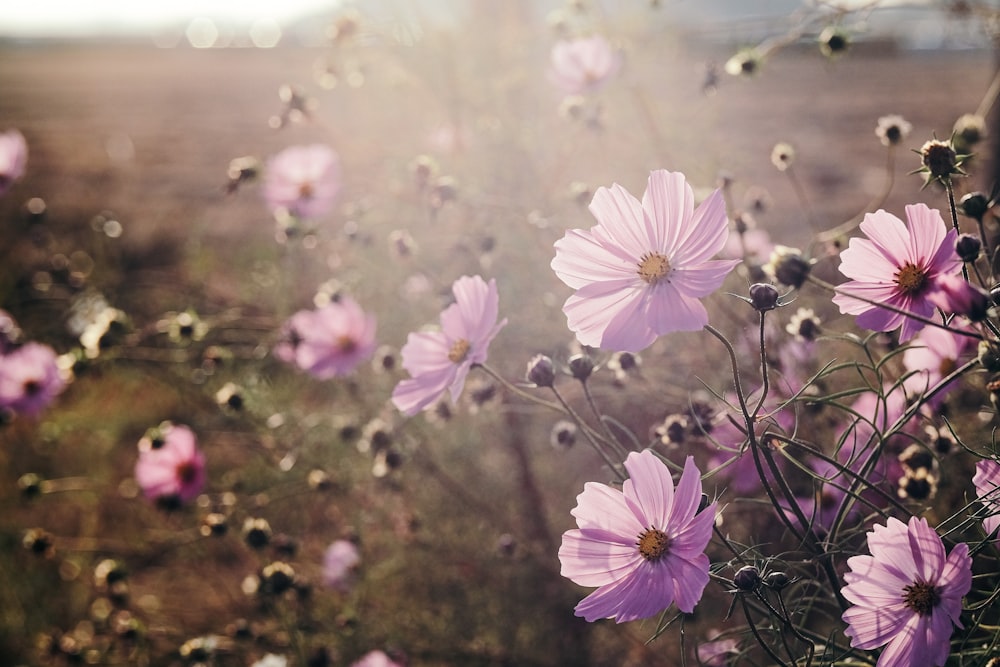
[274,297,377,379]
[323,539,361,591]
[0,342,66,417]
[134,423,206,504]
[0,129,27,196]
[391,275,507,415]
[263,144,341,220]
[841,516,971,667]
[832,204,961,342]
[548,34,621,95]
[974,459,1000,541]
[875,114,912,147]
[551,170,739,352]
[559,452,716,622]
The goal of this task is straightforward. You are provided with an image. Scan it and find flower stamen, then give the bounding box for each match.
[448,338,471,363]
[636,527,670,561]
[637,252,671,285]
[894,262,928,296]
[903,581,941,616]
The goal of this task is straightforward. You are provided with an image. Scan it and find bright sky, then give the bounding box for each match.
[1,0,346,38]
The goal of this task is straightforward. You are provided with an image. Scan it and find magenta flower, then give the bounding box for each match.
[841,516,971,667]
[832,204,961,342]
[322,539,361,591]
[551,170,740,352]
[0,129,27,196]
[350,651,404,667]
[391,275,507,416]
[973,459,1000,540]
[134,423,206,504]
[558,452,716,622]
[927,273,990,322]
[902,320,973,404]
[0,342,65,417]
[548,35,621,95]
[263,144,341,220]
[274,297,377,379]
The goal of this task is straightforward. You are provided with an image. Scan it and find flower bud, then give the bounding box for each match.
[748,283,780,312]
[763,571,790,590]
[818,26,850,57]
[242,517,272,549]
[927,274,990,321]
[875,114,912,147]
[550,420,577,449]
[960,192,990,221]
[18,472,43,499]
[526,354,556,388]
[733,565,760,592]
[567,353,594,381]
[920,139,960,180]
[955,233,982,262]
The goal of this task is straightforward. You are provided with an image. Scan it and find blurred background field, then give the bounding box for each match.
[0,1,997,665]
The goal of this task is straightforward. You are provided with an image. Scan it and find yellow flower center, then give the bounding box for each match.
[637,252,671,285]
[894,262,928,296]
[448,338,471,363]
[903,581,940,616]
[636,527,670,562]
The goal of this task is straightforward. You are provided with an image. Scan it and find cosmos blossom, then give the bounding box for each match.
[391,275,507,416]
[263,144,341,220]
[558,451,716,622]
[274,297,377,379]
[551,170,740,352]
[548,34,622,95]
[0,342,66,417]
[902,320,974,405]
[832,204,961,342]
[134,423,206,504]
[322,539,361,591]
[350,651,404,667]
[973,459,1000,541]
[841,516,971,667]
[0,129,27,197]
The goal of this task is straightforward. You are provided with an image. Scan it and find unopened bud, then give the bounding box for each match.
[526,354,556,388]
[733,565,760,592]
[956,233,982,262]
[960,192,990,221]
[749,283,780,312]
[567,353,594,381]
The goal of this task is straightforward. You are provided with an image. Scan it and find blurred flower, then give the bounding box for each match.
[242,517,272,549]
[392,275,507,416]
[786,307,821,342]
[0,129,27,196]
[559,452,716,622]
[832,204,961,342]
[897,466,937,501]
[0,342,66,417]
[79,306,130,359]
[707,391,792,496]
[350,650,404,667]
[0,309,22,353]
[274,297,377,379]
[818,25,850,57]
[724,48,762,76]
[551,170,739,352]
[166,310,208,344]
[134,423,206,504]
[841,516,971,667]
[550,419,577,449]
[697,635,739,667]
[875,115,912,147]
[974,459,1000,541]
[770,142,795,171]
[323,539,361,591]
[902,318,974,403]
[263,144,341,220]
[722,214,773,264]
[224,155,259,194]
[953,113,986,153]
[252,655,288,667]
[548,34,621,95]
[927,273,991,322]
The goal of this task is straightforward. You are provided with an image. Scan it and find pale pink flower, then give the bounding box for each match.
[902,320,973,404]
[559,452,716,622]
[841,516,971,667]
[548,35,621,95]
[134,423,206,504]
[322,539,361,591]
[551,170,740,352]
[927,273,990,322]
[350,650,404,667]
[832,204,961,342]
[263,144,341,220]
[274,297,376,379]
[0,342,65,417]
[0,129,27,196]
[391,275,507,416]
[973,459,1000,541]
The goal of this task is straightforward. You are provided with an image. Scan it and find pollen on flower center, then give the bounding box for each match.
[637,252,671,285]
[448,338,471,363]
[894,262,928,295]
[636,527,670,561]
[903,581,941,616]
[298,182,314,199]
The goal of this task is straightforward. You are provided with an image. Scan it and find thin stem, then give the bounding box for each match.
[550,385,628,479]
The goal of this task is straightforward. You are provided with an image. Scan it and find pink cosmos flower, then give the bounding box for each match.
[551,170,740,352]
[391,275,507,416]
[841,516,971,667]
[548,35,621,95]
[274,297,377,379]
[902,320,973,404]
[927,273,990,322]
[0,342,65,417]
[263,144,341,220]
[350,651,404,667]
[0,129,27,196]
[832,204,961,342]
[322,539,361,591]
[134,423,206,504]
[973,459,1000,541]
[558,452,716,622]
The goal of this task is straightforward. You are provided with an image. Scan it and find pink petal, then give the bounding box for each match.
[571,482,644,536]
[551,229,637,289]
[562,281,654,351]
[573,560,676,623]
[588,183,651,260]
[857,210,911,268]
[665,551,710,613]
[645,285,710,334]
[669,260,741,298]
[666,457,705,530]
[398,331,452,376]
[641,170,693,253]
[559,528,642,587]
[904,203,948,265]
[842,603,912,650]
[622,450,675,528]
[669,189,729,265]
[391,366,456,415]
